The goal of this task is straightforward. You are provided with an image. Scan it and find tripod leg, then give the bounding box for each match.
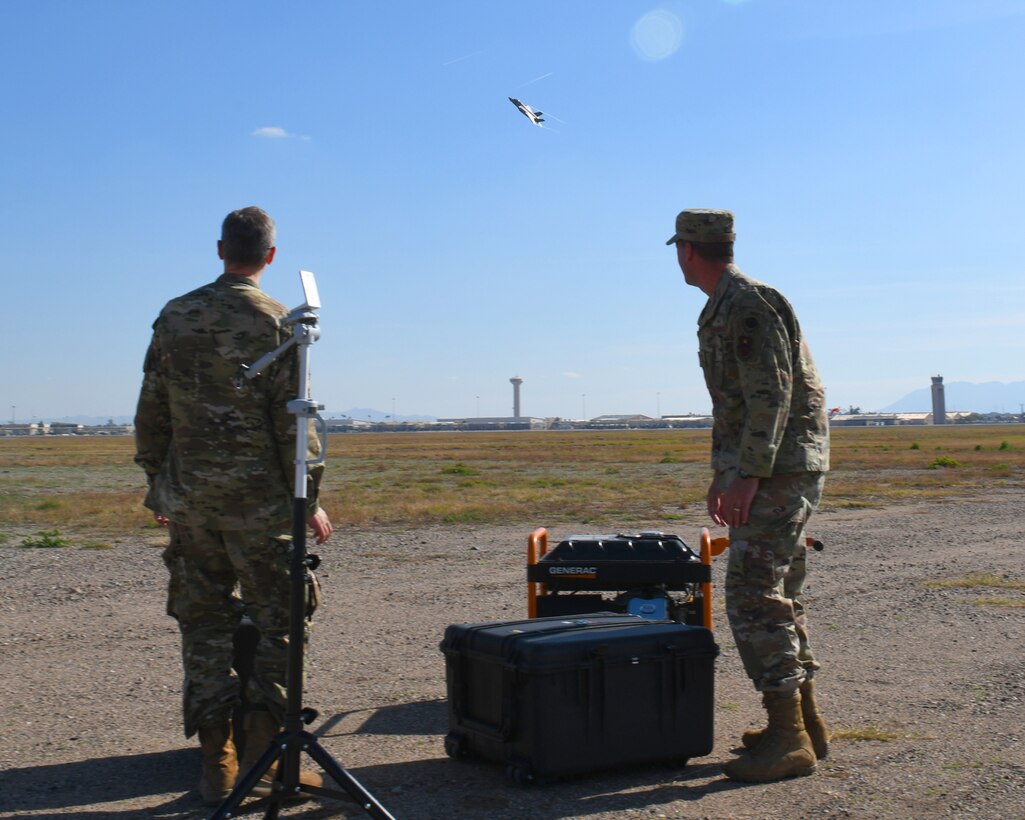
[303,736,397,820]
[208,739,283,820]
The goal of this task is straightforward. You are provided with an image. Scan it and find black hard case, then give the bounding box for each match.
[441,614,718,781]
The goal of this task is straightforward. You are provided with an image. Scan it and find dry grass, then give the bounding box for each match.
[925,572,1025,609]
[926,574,1025,591]
[831,726,906,742]
[973,597,1025,609]
[1,425,1023,542]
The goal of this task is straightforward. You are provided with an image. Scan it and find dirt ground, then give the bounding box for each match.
[2,490,1024,819]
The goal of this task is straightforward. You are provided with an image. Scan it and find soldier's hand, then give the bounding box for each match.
[308,508,333,545]
[722,475,759,529]
[706,479,727,527]
[153,514,169,527]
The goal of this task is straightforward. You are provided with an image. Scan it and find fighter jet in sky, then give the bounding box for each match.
[508,97,544,126]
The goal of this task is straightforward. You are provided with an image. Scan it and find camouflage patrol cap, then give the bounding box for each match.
[665,209,736,245]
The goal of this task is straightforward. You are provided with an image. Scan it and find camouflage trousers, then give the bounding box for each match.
[724,471,825,694]
[163,523,304,737]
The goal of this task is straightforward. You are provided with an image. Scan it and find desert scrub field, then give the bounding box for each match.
[0,425,1022,544]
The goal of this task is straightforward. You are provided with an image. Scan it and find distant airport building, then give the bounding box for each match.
[0,422,134,436]
[660,415,715,429]
[325,417,375,432]
[437,416,548,431]
[567,414,714,429]
[828,410,976,427]
[828,412,930,427]
[587,414,654,428]
[931,375,947,425]
[0,423,44,436]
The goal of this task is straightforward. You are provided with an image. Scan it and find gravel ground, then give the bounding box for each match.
[2,490,1024,819]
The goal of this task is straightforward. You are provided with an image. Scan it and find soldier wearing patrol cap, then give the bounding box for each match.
[135,206,333,805]
[668,208,831,783]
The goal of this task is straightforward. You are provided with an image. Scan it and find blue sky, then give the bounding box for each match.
[3,0,1024,422]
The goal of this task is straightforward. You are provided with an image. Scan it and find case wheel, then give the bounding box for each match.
[506,764,535,785]
[444,732,468,760]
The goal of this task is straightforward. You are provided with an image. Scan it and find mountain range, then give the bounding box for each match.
[880,380,1025,413]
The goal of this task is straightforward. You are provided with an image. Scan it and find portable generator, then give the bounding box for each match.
[526,528,729,630]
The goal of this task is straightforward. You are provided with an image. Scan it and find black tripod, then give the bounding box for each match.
[212,272,395,819]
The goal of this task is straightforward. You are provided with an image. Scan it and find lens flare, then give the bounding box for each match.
[631,9,684,62]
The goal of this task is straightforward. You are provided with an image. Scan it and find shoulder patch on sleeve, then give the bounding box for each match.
[736,313,761,360]
[737,334,754,360]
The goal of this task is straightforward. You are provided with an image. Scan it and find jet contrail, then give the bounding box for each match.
[517,72,553,88]
[442,50,483,66]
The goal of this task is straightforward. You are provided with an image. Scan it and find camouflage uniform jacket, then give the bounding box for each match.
[697,265,829,479]
[134,274,323,529]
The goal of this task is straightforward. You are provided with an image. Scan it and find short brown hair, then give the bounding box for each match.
[221,207,276,267]
[688,240,733,263]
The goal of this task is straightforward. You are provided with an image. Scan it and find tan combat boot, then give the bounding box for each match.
[741,679,830,759]
[724,690,816,782]
[198,722,238,806]
[237,710,324,799]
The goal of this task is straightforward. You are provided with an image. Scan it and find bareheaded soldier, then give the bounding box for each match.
[668,209,830,782]
[135,206,332,805]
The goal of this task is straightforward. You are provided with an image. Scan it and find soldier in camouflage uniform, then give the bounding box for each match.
[668,209,830,782]
[134,207,332,804]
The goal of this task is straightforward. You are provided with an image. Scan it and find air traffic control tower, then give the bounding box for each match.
[510,376,523,419]
[931,375,946,425]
